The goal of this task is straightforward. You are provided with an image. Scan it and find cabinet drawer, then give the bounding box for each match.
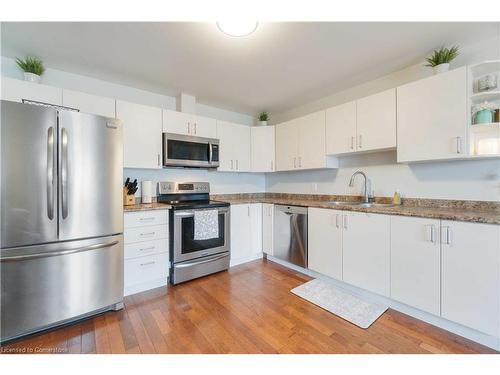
[124,224,168,244]
[124,252,169,288]
[124,210,168,229]
[124,239,168,260]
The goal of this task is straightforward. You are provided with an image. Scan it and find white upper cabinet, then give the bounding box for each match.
[356,88,396,152]
[397,67,468,162]
[326,101,357,155]
[216,120,251,172]
[62,89,115,118]
[297,111,328,169]
[194,115,217,138]
[390,216,441,315]
[1,77,62,105]
[163,109,217,138]
[342,212,390,297]
[251,126,275,172]
[116,100,163,169]
[275,119,300,171]
[441,220,500,336]
[308,208,343,281]
[276,111,335,171]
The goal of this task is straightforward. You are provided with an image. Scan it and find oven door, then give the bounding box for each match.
[163,133,219,168]
[173,207,230,263]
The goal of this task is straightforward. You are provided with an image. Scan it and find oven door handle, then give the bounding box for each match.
[175,253,229,268]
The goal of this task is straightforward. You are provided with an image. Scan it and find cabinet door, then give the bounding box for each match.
[308,208,342,280]
[1,77,62,105]
[262,204,274,255]
[441,221,500,336]
[298,111,326,169]
[251,126,275,172]
[390,216,440,315]
[397,67,467,162]
[193,115,217,138]
[116,100,162,169]
[250,203,263,255]
[275,120,299,171]
[325,101,356,155]
[216,120,235,171]
[62,89,115,118]
[232,123,251,172]
[342,212,390,296]
[230,204,252,262]
[163,109,193,135]
[356,88,396,152]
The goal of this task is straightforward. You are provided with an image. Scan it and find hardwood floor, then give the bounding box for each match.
[1,259,496,354]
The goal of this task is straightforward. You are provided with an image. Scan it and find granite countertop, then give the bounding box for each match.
[212,194,500,225]
[122,194,499,224]
[123,202,172,212]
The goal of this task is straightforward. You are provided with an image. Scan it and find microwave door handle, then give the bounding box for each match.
[208,142,213,164]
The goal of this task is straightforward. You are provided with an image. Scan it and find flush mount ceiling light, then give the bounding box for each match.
[216,21,258,37]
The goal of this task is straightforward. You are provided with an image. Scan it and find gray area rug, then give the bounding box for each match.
[291,278,388,328]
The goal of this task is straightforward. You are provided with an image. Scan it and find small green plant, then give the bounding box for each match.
[425,46,460,67]
[259,111,269,122]
[16,56,45,76]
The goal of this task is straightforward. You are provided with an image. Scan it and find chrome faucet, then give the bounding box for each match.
[349,171,370,203]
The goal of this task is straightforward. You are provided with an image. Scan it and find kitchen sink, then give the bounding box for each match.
[326,201,396,208]
[326,201,363,207]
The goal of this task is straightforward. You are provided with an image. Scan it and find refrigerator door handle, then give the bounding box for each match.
[61,127,69,219]
[46,126,55,220]
[0,240,119,262]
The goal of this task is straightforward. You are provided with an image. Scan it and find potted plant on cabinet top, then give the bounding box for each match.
[425,46,459,74]
[258,111,269,126]
[16,56,45,83]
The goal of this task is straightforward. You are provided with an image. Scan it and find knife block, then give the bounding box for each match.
[123,187,135,206]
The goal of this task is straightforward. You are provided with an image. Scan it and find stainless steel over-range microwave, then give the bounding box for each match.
[162,133,219,168]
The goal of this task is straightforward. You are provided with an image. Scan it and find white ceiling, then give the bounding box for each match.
[1,22,499,115]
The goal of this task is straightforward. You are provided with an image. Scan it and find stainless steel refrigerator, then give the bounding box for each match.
[1,100,124,342]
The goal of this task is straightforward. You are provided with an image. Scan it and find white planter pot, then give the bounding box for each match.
[258,121,268,126]
[432,63,450,75]
[23,72,41,83]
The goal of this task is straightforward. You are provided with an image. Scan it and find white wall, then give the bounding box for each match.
[266,151,500,201]
[125,169,265,197]
[267,36,500,202]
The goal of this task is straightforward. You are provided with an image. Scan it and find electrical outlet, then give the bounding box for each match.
[312,183,318,192]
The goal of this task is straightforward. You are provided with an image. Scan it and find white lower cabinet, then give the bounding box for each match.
[262,203,274,255]
[390,216,441,315]
[342,212,390,297]
[308,208,342,280]
[230,203,263,266]
[441,220,500,336]
[124,210,169,296]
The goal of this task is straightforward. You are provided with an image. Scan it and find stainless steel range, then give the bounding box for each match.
[157,182,230,284]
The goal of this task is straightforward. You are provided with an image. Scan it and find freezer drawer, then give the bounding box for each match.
[273,205,308,268]
[0,235,124,342]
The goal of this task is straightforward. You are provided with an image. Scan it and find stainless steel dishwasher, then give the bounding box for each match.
[273,205,308,268]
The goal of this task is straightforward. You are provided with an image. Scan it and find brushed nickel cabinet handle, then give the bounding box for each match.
[358,134,362,149]
[140,261,155,267]
[350,136,355,150]
[456,136,462,154]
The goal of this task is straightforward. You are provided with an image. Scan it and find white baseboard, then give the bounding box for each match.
[124,278,168,297]
[267,255,500,352]
[230,252,263,267]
